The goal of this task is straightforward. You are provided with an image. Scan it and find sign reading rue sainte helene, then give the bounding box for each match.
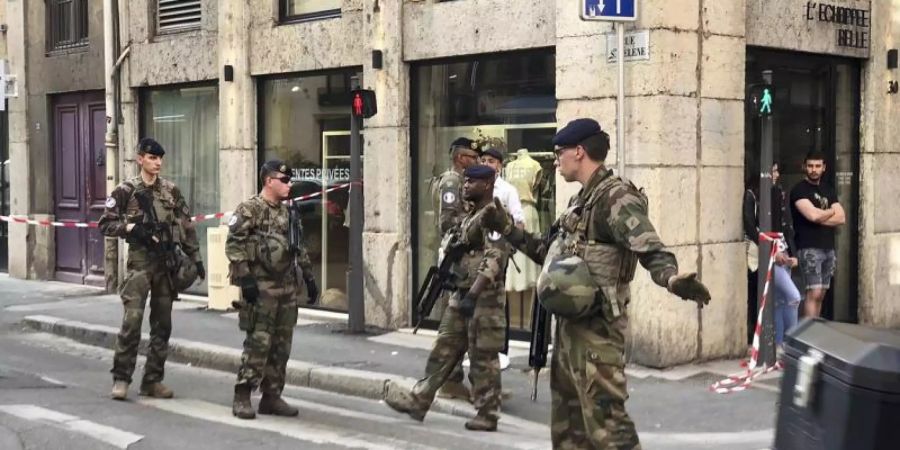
[606,30,650,63]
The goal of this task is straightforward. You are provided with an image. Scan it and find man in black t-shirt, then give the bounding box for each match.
[789,150,845,318]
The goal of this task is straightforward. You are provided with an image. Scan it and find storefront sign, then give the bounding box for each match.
[804,2,869,49]
[606,30,650,63]
[294,167,351,182]
[746,0,871,59]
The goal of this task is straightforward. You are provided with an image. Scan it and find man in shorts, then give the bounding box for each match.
[789,150,845,318]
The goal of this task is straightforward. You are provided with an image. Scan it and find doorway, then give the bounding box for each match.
[745,48,860,322]
[52,91,107,286]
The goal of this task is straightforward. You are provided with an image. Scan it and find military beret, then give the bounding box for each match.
[552,118,603,147]
[260,159,292,178]
[463,164,496,180]
[449,137,478,152]
[480,147,504,162]
[137,138,165,156]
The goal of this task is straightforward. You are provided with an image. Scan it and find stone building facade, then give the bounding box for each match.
[5,0,899,367]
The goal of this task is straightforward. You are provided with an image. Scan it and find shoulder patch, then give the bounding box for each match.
[488,231,502,242]
[105,197,116,209]
[442,191,456,205]
[228,215,238,227]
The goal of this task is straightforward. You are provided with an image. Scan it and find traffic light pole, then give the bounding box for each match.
[348,75,366,333]
[757,70,776,367]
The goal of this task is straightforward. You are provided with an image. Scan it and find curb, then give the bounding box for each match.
[20,315,479,420]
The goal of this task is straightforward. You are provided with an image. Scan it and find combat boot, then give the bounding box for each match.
[139,382,174,398]
[110,380,129,401]
[232,384,256,420]
[437,381,472,403]
[464,413,498,432]
[383,380,428,422]
[258,394,299,417]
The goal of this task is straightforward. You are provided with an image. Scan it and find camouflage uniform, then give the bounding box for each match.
[409,203,510,420]
[226,195,313,395]
[431,169,470,385]
[99,176,200,385]
[508,168,678,449]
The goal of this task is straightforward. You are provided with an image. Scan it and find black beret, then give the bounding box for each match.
[449,137,478,152]
[137,138,165,156]
[552,118,603,147]
[480,147,504,162]
[260,160,292,178]
[463,164,496,180]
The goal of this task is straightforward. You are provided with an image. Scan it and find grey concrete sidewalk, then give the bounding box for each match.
[1,275,781,443]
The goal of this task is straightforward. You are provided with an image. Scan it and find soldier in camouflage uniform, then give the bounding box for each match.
[100,138,204,401]
[430,137,480,402]
[482,119,711,449]
[226,160,319,420]
[386,164,510,431]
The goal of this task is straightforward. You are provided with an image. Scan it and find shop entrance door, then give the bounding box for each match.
[745,48,860,322]
[52,91,107,286]
[0,105,8,272]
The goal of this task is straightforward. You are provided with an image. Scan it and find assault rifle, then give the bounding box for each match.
[131,190,178,287]
[528,223,558,401]
[529,291,551,401]
[412,232,467,334]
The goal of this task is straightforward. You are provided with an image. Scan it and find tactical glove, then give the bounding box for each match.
[240,275,260,304]
[128,223,154,245]
[667,273,711,307]
[481,198,515,236]
[458,292,477,318]
[304,274,319,305]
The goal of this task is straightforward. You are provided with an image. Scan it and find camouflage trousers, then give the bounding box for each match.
[111,262,175,385]
[428,290,465,385]
[411,288,506,418]
[550,316,641,450]
[236,278,299,395]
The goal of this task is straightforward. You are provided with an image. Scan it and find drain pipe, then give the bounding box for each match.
[103,0,128,293]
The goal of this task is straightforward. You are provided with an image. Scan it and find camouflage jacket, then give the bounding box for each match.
[433,169,470,235]
[514,168,678,290]
[449,203,511,290]
[99,175,200,265]
[225,195,313,282]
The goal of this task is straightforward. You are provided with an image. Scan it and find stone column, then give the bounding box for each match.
[218,0,256,214]
[858,0,900,327]
[555,0,747,367]
[6,0,32,279]
[361,0,411,329]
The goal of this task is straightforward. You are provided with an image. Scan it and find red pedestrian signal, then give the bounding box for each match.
[351,89,377,119]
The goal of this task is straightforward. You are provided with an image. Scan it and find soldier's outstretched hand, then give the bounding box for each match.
[667,273,711,307]
[481,198,514,236]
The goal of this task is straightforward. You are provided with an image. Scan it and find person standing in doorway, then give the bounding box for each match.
[789,150,845,318]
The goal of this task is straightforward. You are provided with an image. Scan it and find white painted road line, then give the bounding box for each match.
[0,404,144,449]
[639,428,774,448]
[139,397,439,450]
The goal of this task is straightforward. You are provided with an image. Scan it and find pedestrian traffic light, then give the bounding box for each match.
[749,84,775,117]
[351,89,377,119]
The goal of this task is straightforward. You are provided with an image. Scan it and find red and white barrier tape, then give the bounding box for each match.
[0,182,354,229]
[710,232,785,394]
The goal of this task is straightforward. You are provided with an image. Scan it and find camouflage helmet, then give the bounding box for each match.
[537,252,601,319]
[172,247,198,292]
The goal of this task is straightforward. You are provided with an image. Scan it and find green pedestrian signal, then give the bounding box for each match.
[760,88,773,116]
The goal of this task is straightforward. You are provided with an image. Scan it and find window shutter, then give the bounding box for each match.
[158,0,202,32]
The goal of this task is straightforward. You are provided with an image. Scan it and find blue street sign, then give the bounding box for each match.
[581,0,638,21]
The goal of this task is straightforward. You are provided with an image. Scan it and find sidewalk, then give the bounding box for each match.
[0,275,781,441]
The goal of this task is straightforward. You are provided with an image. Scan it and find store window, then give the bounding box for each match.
[259,70,360,312]
[412,49,557,334]
[141,84,219,294]
[280,0,342,22]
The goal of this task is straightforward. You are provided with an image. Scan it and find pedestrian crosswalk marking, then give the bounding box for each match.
[139,398,441,450]
[0,404,144,449]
